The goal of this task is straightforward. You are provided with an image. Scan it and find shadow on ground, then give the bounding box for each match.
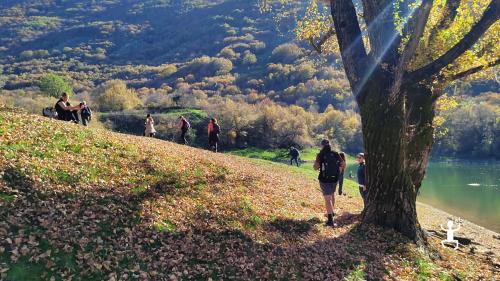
[0,166,409,280]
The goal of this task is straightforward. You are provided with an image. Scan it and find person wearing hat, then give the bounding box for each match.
[313,139,345,226]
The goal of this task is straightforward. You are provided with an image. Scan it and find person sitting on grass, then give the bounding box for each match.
[289,146,300,167]
[313,139,345,227]
[54,92,82,122]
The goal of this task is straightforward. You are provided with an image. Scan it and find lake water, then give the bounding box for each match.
[419,161,500,233]
[346,161,500,233]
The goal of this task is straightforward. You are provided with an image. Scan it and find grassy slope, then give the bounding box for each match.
[229,148,358,180]
[0,107,497,280]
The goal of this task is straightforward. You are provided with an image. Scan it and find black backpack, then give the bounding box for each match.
[319,151,341,182]
[213,123,220,135]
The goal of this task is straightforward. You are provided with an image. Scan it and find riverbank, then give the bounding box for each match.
[417,202,499,257]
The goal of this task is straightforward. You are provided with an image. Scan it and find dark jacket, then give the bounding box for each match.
[357,162,366,186]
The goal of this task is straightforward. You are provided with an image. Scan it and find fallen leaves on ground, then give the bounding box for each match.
[0,107,498,280]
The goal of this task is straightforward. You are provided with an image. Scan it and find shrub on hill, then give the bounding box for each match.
[181,56,233,79]
[92,80,142,112]
[270,43,303,64]
[38,74,73,98]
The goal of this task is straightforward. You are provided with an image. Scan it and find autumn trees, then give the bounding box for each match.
[267,0,500,243]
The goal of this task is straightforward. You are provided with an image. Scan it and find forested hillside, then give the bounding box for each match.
[0,0,498,157]
[0,0,352,111]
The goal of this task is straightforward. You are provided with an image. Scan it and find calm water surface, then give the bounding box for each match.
[419,161,500,233]
[346,161,500,232]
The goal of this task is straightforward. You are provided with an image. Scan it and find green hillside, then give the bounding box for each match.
[0,107,497,280]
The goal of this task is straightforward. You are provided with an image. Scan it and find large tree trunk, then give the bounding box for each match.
[359,75,435,245]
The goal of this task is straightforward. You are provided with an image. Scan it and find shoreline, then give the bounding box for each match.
[417,201,499,256]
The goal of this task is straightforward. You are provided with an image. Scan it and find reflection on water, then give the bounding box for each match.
[346,161,500,232]
[419,161,500,233]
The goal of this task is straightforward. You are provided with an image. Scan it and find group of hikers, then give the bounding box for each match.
[142,114,220,152]
[51,92,366,227]
[292,141,366,226]
[315,140,367,226]
[48,92,93,126]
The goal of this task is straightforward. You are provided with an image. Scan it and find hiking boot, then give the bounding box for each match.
[326,213,334,227]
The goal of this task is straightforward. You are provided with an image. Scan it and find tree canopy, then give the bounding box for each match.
[291,0,499,88]
[39,74,73,98]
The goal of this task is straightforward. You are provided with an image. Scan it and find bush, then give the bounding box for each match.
[92,80,142,111]
[219,47,239,60]
[39,74,73,98]
[20,51,34,59]
[34,49,50,58]
[158,64,178,78]
[270,43,303,64]
[242,51,257,65]
[181,56,233,78]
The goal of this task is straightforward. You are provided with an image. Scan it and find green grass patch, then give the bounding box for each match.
[3,256,47,281]
[53,170,79,185]
[245,214,263,229]
[415,257,434,280]
[230,147,355,162]
[154,219,176,233]
[345,261,366,281]
[0,192,15,202]
[161,108,208,120]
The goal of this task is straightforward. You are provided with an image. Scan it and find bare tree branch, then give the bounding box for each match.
[406,0,500,84]
[330,0,369,100]
[446,58,500,82]
[391,0,433,98]
[308,28,336,54]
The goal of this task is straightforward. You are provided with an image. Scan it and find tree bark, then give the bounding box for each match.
[359,76,434,245]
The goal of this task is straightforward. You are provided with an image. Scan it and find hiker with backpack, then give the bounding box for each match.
[54,93,82,122]
[356,153,367,209]
[80,101,92,126]
[289,146,300,167]
[144,114,157,137]
[208,118,220,152]
[178,116,190,144]
[313,139,345,227]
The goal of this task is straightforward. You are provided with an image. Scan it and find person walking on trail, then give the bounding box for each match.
[338,152,346,195]
[313,139,345,227]
[178,116,190,144]
[80,101,92,126]
[54,93,82,122]
[208,118,220,152]
[289,146,300,167]
[357,153,367,209]
[144,114,157,137]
